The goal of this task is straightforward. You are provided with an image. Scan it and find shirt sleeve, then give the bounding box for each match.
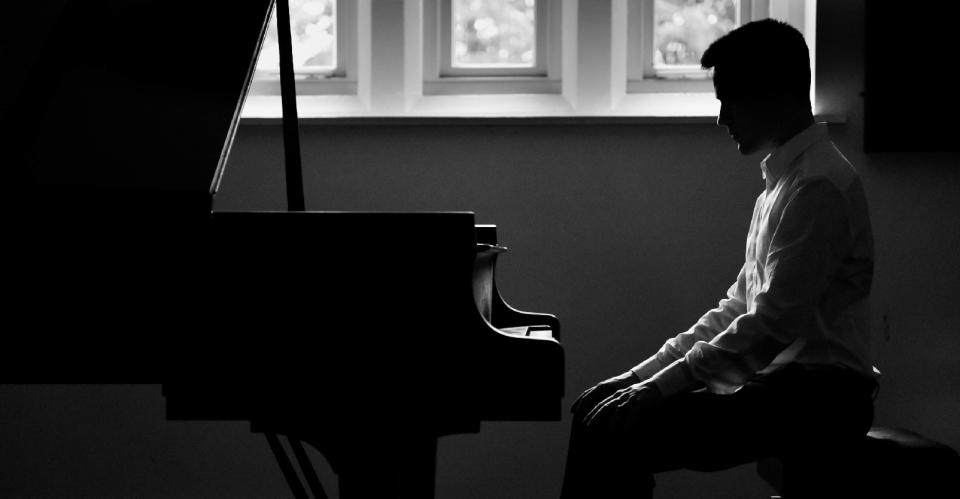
[632,263,748,381]
[685,179,850,393]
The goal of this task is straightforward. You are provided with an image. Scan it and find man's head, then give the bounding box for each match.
[701,19,813,155]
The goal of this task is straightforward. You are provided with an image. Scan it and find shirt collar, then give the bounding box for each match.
[760,122,829,188]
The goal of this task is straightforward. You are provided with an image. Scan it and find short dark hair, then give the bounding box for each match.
[701,19,810,103]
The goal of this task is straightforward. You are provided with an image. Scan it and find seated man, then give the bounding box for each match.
[561,19,878,499]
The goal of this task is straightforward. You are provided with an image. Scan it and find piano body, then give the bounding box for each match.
[10,1,564,497]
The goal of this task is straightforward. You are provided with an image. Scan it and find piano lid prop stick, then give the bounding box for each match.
[276,0,306,212]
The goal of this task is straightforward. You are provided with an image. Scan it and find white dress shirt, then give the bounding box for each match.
[634,123,877,395]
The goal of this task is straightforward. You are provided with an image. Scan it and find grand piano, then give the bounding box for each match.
[11,1,564,497]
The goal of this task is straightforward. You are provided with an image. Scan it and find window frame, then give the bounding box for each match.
[249,0,357,96]
[627,0,775,93]
[423,0,562,95]
[440,0,548,77]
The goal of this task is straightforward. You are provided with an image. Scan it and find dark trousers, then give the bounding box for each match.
[561,364,876,499]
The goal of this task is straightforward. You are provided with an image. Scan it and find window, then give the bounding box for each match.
[240,0,816,119]
[627,0,814,94]
[423,0,562,95]
[444,0,544,75]
[651,0,739,78]
[249,0,356,96]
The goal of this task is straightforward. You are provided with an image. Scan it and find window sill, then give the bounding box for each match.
[423,77,560,95]
[239,94,845,125]
[242,95,369,120]
[626,79,715,94]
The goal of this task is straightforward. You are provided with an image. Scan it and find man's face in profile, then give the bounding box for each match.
[714,75,780,156]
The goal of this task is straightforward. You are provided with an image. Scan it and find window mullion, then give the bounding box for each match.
[641,0,655,78]
[574,0,616,113]
[611,0,628,103]
[364,0,419,113]
[439,0,453,76]
[421,0,441,81]
[534,0,548,75]
[748,0,765,22]
[339,0,354,79]
[548,0,564,80]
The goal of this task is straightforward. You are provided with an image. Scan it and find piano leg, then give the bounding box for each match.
[338,436,438,499]
[289,437,330,499]
[265,432,310,499]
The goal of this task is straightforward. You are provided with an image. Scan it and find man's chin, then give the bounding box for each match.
[737,142,761,155]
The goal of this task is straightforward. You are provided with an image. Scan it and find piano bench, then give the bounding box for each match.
[756,426,960,498]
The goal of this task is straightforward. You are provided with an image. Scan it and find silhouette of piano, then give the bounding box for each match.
[11,1,563,497]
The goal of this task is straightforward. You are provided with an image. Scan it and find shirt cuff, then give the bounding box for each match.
[630,355,664,382]
[649,358,697,397]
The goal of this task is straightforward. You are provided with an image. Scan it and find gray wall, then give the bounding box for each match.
[3,1,958,498]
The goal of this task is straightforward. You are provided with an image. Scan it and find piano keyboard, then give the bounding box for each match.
[499,325,554,339]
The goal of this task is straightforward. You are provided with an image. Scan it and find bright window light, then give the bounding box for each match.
[256,0,337,75]
[452,0,536,68]
[654,0,738,75]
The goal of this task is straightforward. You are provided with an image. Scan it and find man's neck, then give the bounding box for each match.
[772,113,815,148]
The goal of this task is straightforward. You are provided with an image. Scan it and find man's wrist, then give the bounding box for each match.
[650,359,697,397]
[630,355,664,382]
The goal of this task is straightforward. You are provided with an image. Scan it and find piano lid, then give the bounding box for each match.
[16,0,274,202]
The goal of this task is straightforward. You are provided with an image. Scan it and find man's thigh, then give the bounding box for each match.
[616,366,873,473]
[619,385,780,472]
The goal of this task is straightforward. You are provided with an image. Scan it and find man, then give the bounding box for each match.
[561,19,878,498]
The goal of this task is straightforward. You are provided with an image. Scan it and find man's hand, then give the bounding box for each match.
[583,382,662,433]
[570,371,642,416]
